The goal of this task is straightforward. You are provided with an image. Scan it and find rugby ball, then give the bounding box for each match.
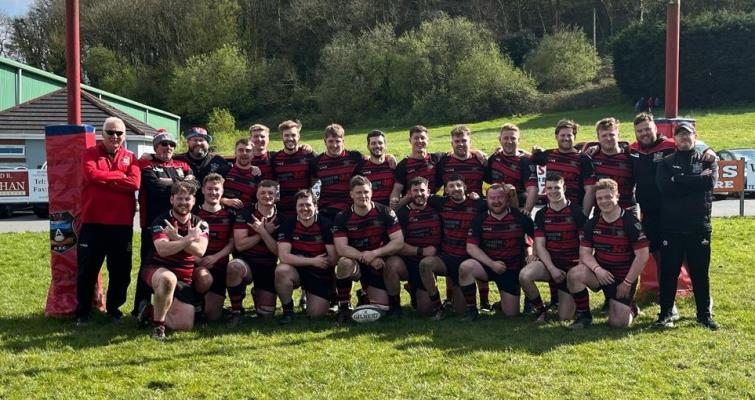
[351,304,385,323]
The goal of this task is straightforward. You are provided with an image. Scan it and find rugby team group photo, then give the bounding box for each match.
[77,113,719,341]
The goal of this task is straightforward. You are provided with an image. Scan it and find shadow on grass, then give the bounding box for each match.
[0,303,657,361]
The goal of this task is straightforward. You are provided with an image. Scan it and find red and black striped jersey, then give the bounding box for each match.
[629,137,676,213]
[222,165,261,208]
[580,210,649,280]
[361,158,395,205]
[196,206,235,256]
[271,149,316,218]
[436,154,485,196]
[312,150,363,212]
[278,215,334,259]
[234,205,280,260]
[534,202,587,265]
[396,204,442,262]
[591,150,636,209]
[395,153,444,194]
[529,149,596,205]
[428,196,486,258]
[468,209,534,271]
[332,203,401,252]
[484,151,535,194]
[251,151,275,180]
[149,210,209,284]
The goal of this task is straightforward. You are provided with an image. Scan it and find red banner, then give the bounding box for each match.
[44,125,103,317]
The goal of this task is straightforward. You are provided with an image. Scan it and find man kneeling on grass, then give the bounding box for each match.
[567,178,649,329]
[138,181,209,341]
[458,184,535,321]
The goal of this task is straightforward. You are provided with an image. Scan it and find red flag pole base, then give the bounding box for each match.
[44,124,104,317]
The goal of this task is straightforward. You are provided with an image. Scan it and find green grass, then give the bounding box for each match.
[200,103,755,157]
[1,219,754,399]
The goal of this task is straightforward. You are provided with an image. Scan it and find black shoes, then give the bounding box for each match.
[462,307,479,322]
[697,316,720,331]
[569,311,593,330]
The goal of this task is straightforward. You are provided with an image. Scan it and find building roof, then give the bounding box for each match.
[1,55,179,119]
[0,87,156,141]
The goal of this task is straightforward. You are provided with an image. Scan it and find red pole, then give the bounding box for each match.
[65,0,81,124]
[664,0,680,118]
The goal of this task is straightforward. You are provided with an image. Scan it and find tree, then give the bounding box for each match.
[524,27,599,92]
[167,44,250,123]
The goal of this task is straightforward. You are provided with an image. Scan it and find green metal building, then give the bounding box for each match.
[0,55,181,168]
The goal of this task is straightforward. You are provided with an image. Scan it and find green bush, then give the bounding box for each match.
[524,28,599,92]
[167,44,250,122]
[611,11,755,107]
[448,45,539,121]
[206,108,246,154]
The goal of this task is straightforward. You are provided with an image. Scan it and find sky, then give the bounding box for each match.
[0,0,32,17]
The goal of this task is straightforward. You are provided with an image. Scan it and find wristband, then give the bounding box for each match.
[623,278,634,285]
[589,265,600,272]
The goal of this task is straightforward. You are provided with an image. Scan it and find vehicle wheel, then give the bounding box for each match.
[0,205,11,219]
[33,205,49,219]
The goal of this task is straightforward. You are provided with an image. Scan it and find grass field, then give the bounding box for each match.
[208,103,755,157]
[1,218,753,399]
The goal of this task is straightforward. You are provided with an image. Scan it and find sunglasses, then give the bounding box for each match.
[105,130,125,137]
[159,142,176,148]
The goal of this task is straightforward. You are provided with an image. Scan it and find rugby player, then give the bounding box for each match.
[418,175,486,319]
[436,125,486,197]
[138,181,209,341]
[132,129,195,317]
[530,119,596,215]
[221,138,261,209]
[519,173,586,322]
[275,189,338,323]
[228,180,281,322]
[194,173,235,322]
[360,130,395,205]
[271,120,316,219]
[389,125,445,208]
[312,124,364,220]
[386,177,443,316]
[566,178,650,329]
[332,176,404,323]
[249,124,275,180]
[459,184,535,321]
[484,123,538,214]
[76,117,141,325]
[590,118,636,213]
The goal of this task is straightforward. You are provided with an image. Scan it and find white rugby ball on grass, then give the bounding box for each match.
[351,304,385,323]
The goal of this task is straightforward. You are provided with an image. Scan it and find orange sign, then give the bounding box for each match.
[715,160,745,192]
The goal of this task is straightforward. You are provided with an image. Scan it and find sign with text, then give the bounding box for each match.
[0,169,48,202]
[715,160,745,193]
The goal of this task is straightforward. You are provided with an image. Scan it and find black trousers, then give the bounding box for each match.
[76,224,133,318]
[659,231,712,319]
[130,228,155,315]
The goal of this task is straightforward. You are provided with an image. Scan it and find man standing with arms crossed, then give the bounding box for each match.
[76,117,140,325]
[654,123,719,330]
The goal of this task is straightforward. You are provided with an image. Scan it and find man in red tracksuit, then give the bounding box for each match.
[75,117,141,325]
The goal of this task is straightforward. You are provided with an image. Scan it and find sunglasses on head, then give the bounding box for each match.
[105,130,124,136]
[159,141,176,148]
